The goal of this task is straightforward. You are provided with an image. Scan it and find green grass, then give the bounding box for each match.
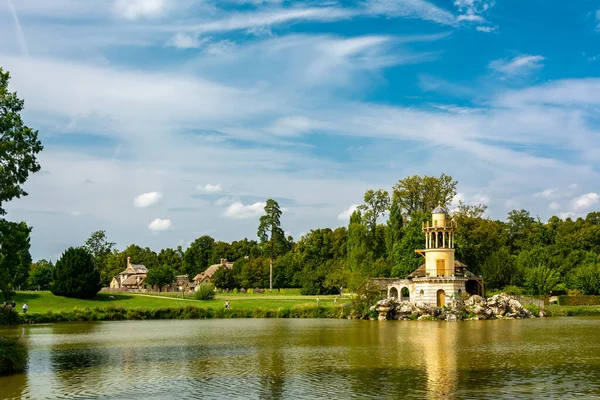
[0,337,28,375]
[546,305,600,317]
[12,291,349,314]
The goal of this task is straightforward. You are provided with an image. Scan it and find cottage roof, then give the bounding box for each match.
[120,264,148,274]
[192,261,234,282]
[121,274,146,286]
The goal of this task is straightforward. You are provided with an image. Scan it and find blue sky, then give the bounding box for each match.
[0,0,599,261]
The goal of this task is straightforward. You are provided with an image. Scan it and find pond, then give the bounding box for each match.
[1,317,600,399]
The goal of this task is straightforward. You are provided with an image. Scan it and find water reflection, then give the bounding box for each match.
[1,318,600,399]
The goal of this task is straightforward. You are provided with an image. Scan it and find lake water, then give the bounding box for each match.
[1,318,600,399]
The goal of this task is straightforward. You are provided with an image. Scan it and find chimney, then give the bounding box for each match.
[127,256,131,268]
[221,258,227,265]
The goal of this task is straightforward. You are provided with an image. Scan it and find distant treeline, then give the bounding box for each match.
[12,175,600,297]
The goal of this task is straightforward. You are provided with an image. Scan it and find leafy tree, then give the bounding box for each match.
[210,241,233,265]
[183,235,215,278]
[145,265,175,292]
[569,261,600,295]
[386,196,403,265]
[84,230,115,286]
[346,210,372,283]
[27,259,54,290]
[357,189,390,234]
[0,220,32,300]
[257,199,284,291]
[51,247,101,298]
[0,68,43,216]
[480,247,516,289]
[391,213,426,278]
[393,174,457,216]
[524,263,560,295]
[157,247,183,273]
[211,266,237,290]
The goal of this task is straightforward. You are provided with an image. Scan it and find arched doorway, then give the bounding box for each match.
[436,289,446,307]
[389,287,398,299]
[401,287,410,302]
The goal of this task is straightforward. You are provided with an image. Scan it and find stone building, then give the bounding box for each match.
[192,258,234,290]
[386,206,484,307]
[109,257,148,291]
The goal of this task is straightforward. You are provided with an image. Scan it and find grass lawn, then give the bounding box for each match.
[12,291,349,314]
[546,304,600,316]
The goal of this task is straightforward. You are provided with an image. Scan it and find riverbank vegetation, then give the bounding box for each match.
[0,337,28,375]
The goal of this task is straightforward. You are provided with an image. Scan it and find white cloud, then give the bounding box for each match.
[337,204,359,221]
[571,192,600,211]
[148,218,172,231]
[534,188,556,199]
[489,55,545,75]
[548,202,560,211]
[224,201,266,219]
[457,14,484,22]
[168,32,208,49]
[134,191,163,207]
[471,193,490,204]
[200,183,223,193]
[364,0,457,25]
[476,26,496,32]
[214,196,234,206]
[113,0,166,20]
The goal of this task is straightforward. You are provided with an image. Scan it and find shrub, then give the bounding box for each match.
[502,285,524,296]
[51,247,101,298]
[195,283,215,300]
[0,337,28,375]
[0,307,21,326]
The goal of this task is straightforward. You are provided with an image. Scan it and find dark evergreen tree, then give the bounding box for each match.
[51,247,101,298]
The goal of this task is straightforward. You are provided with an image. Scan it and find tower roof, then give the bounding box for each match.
[432,205,447,214]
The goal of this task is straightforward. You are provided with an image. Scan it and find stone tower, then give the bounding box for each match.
[422,206,456,277]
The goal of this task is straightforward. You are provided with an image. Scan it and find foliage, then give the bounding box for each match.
[257,198,285,291]
[358,189,390,234]
[0,337,28,375]
[51,247,101,299]
[84,230,115,286]
[157,247,184,273]
[183,235,215,278]
[480,247,516,289]
[195,283,216,300]
[211,266,237,290]
[351,279,382,319]
[0,307,21,325]
[0,219,32,300]
[0,68,44,215]
[569,262,600,295]
[524,263,560,296]
[145,265,176,291]
[27,259,54,290]
[557,295,600,306]
[392,174,457,216]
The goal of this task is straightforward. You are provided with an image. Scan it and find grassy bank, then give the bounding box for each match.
[5,291,352,324]
[545,305,600,317]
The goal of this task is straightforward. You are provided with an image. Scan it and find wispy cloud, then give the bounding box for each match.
[113,0,167,20]
[476,26,496,33]
[571,192,599,211]
[168,32,208,49]
[6,0,29,56]
[199,183,223,193]
[489,54,545,75]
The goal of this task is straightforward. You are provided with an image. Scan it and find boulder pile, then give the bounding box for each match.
[372,293,541,321]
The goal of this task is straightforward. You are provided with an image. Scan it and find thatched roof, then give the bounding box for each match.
[192,260,234,282]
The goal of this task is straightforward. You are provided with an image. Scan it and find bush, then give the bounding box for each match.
[0,307,21,326]
[557,295,600,306]
[52,247,101,299]
[502,285,524,296]
[195,283,215,300]
[0,337,28,375]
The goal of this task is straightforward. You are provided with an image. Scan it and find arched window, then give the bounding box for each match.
[436,289,446,307]
[389,287,399,299]
[401,287,410,301]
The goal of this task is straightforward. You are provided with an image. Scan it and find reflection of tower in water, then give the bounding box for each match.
[418,323,459,399]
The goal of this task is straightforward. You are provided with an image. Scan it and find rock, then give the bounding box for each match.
[378,314,387,321]
[465,295,486,307]
[446,314,458,322]
[539,309,547,317]
[418,314,431,320]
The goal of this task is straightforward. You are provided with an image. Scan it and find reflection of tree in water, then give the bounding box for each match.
[257,323,287,400]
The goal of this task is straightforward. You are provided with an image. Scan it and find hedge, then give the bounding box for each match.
[557,295,600,306]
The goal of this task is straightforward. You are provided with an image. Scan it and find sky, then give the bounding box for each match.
[0,0,599,262]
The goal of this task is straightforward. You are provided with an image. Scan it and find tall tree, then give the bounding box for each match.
[0,68,44,215]
[357,189,390,234]
[183,235,215,278]
[386,196,403,266]
[84,230,115,286]
[157,247,184,273]
[27,259,54,290]
[145,265,176,292]
[257,199,284,291]
[0,220,32,299]
[52,247,101,299]
[393,174,457,217]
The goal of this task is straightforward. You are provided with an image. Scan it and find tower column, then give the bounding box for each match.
[443,232,446,248]
[435,232,439,248]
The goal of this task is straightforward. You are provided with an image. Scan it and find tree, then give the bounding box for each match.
[346,210,373,285]
[480,247,516,289]
[27,259,54,290]
[183,235,215,278]
[211,266,237,290]
[386,196,403,264]
[357,189,390,234]
[257,199,284,291]
[84,230,115,286]
[157,247,184,273]
[524,263,560,296]
[0,220,32,300]
[145,265,175,292]
[51,247,101,298]
[0,68,44,216]
[392,174,457,217]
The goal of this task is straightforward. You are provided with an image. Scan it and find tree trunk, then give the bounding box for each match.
[269,238,274,291]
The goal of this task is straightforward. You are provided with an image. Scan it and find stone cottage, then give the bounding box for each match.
[386,206,484,307]
[192,258,234,290]
[110,257,148,291]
